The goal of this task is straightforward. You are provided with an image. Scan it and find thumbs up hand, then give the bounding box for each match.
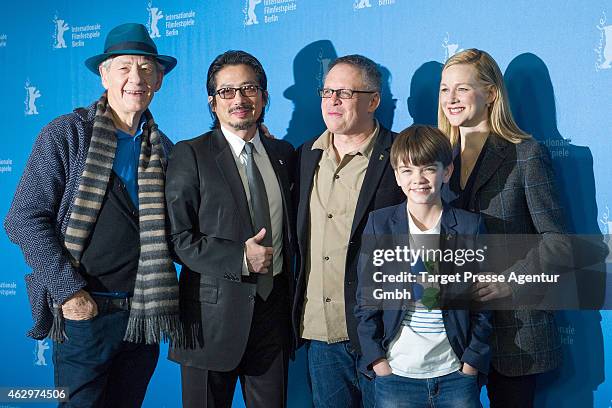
[245,228,273,274]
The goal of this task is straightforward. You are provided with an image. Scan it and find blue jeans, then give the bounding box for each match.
[375,370,481,408]
[307,340,375,408]
[53,310,159,407]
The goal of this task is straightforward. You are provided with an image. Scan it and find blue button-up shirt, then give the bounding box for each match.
[112,116,146,207]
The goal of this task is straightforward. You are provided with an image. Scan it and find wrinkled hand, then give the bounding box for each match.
[472,280,512,302]
[461,362,478,376]
[62,289,98,320]
[245,228,273,274]
[260,123,275,140]
[372,358,393,377]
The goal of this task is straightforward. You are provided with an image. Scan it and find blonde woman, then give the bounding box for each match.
[438,49,569,407]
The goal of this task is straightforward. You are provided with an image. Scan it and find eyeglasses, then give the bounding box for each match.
[318,88,377,99]
[214,85,263,99]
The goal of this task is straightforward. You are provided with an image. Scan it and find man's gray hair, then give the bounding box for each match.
[328,54,381,92]
[99,55,164,73]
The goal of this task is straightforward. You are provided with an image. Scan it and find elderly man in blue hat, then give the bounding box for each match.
[4,23,182,407]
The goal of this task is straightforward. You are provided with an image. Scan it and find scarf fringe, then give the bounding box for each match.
[49,304,66,343]
[124,315,186,348]
[180,321,202,350]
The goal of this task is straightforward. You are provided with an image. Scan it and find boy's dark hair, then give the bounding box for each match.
[206,50,269,129]
[390,125,452,169]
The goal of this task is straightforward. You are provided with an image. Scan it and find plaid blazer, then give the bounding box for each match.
[443,134,567,377]
[4,102,173,339]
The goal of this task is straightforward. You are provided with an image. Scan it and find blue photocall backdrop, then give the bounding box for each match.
[1,1,611,407]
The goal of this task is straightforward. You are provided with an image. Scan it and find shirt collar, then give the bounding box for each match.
[115,115,146,140]
[311,119,379,159]
[220,125,262,158]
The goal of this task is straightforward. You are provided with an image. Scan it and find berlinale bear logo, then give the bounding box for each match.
[148,2,164,38]
[34,340,50,366]
[244,0,262,26]
[25,81,41,116]
[53,16,69,49]
[596,12,612,70]
[354,0,372,10]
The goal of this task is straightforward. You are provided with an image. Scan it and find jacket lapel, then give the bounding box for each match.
[350,127,394,239]
[439,204,458,275]
[212,129,253,236]
[297,144,323,247]
[388,202,412,311]
[389,201,409,241]
[261,137,293,243]
[469,135,511,208]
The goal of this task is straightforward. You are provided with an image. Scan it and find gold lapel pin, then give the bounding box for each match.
[379,154,385,161]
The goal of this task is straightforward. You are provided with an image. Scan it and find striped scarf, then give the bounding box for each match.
[59,93,182,345]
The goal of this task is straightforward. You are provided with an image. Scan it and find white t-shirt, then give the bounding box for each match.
[387,209,461,378]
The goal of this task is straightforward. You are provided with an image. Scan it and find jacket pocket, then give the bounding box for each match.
[199,275,218,304]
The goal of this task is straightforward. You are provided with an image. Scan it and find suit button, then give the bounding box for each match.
[334,175,340,179]
[325,297,332,302]
[248,295,255,301]
[347,281,353,286]
[327,214,333,219]
[324,256,330,261]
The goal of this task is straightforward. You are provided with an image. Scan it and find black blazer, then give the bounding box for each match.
[291,126,405,353]
[165,129,296,371]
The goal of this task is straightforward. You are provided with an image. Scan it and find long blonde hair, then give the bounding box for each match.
[437,49,530,146]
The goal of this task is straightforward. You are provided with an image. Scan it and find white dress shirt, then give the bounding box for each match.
[220,125,284,277]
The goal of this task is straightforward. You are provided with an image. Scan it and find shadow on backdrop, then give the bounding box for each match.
[407,61,443,126]
[281,43,341,405]
[376,65,397,130]
[504,52,605,408]
[284,40,337,147]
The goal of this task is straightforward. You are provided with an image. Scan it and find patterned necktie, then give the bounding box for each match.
[244,142,273,300]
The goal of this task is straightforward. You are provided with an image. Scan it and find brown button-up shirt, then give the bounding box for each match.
[300,122,379,343]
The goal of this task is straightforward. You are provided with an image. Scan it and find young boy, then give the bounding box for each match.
[354,125,492,408]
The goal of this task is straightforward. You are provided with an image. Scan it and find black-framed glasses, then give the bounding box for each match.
[318,88,377,99]
[214,85,263,99]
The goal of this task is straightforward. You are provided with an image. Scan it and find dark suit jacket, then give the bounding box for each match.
[165,129,296,371]
[292,126,405,353]
[354,201,492,387]
[443,134,570,376]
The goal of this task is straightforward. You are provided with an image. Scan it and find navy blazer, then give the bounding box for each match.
[354,201,492,386]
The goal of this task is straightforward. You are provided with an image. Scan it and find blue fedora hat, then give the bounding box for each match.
[85,23,177,75]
